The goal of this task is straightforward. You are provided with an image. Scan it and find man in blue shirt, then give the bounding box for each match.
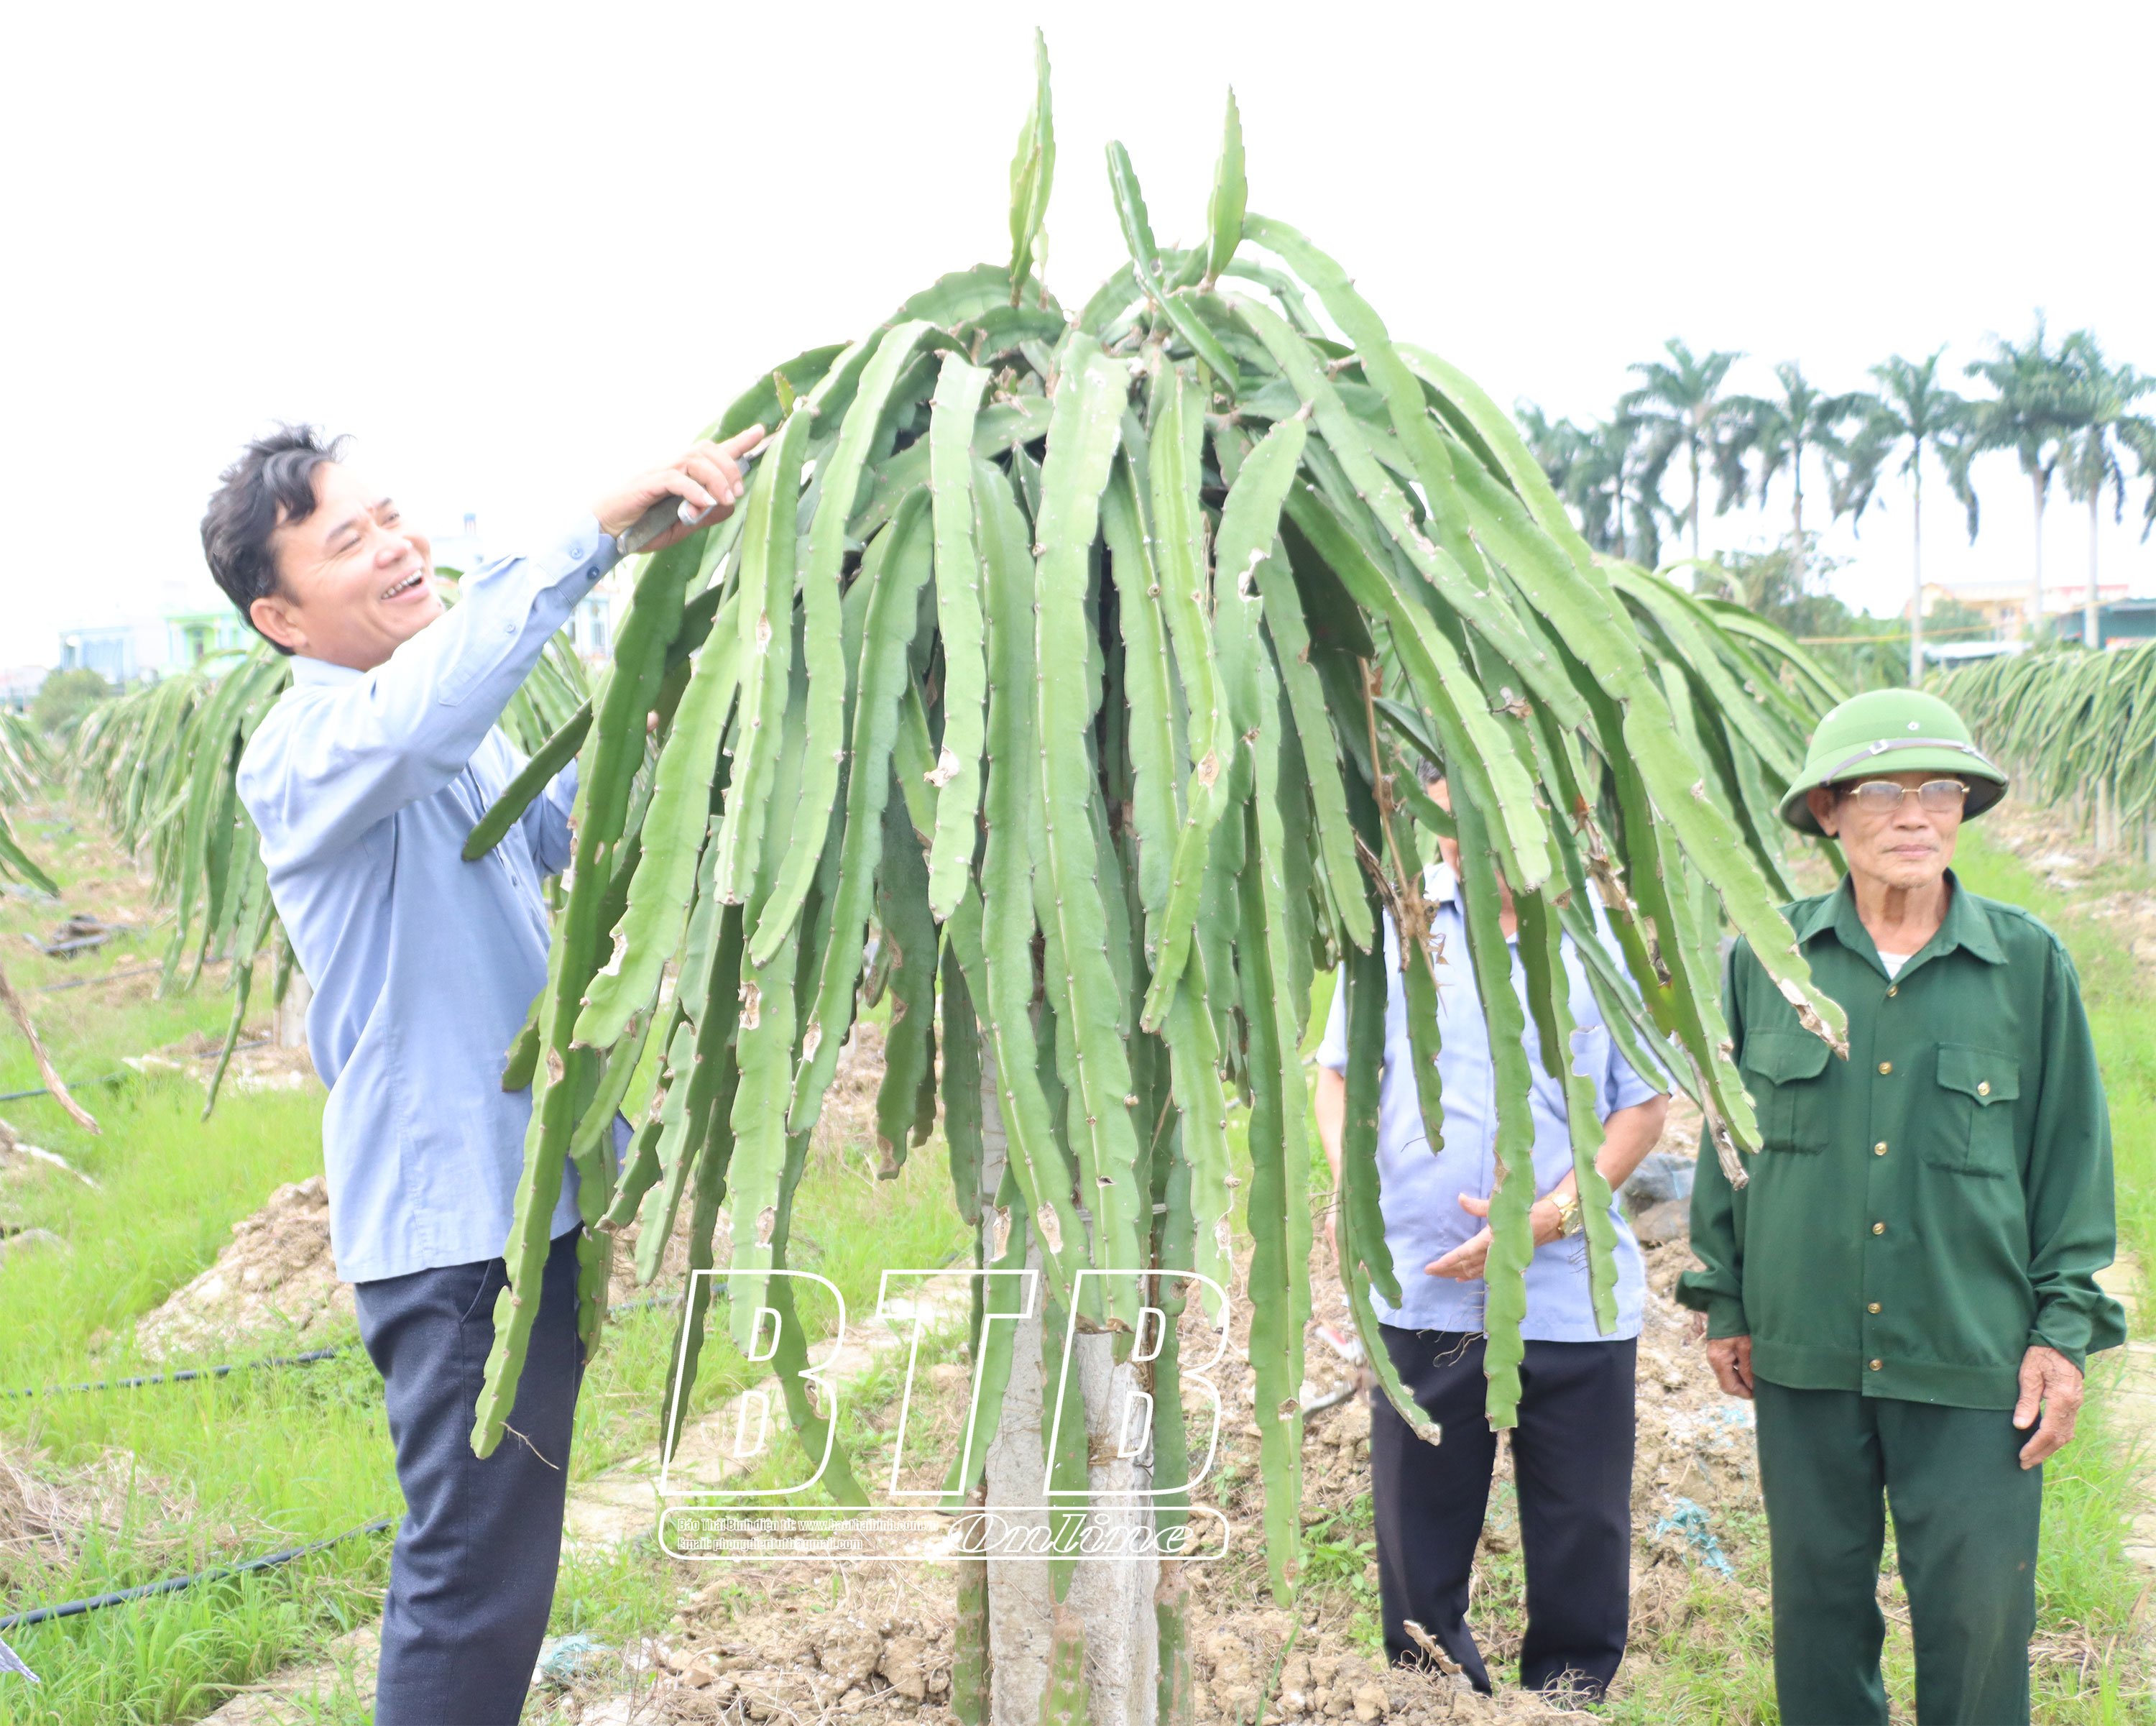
[1314,770,1669,1702]
[204,421,758,1725]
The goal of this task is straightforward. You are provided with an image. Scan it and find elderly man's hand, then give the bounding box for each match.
[1704,1331,1754,1399]
[2013,1345,2083,1468]
[593,426,766,552]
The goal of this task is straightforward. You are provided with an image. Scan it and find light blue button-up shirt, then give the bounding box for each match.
[1317,865,1666,1341]
[236,520,622,1284]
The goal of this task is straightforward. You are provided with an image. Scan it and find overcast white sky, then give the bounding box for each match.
[6,1,2154,668]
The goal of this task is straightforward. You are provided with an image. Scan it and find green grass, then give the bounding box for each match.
[1275,824,2156,1723]
[1954,827,2156,1310]
[0,1080,331,1378]
[0,811,397,1723]
[0,802,2147,1722]
[1593,822,2156,1725]
[0,799,979,1721]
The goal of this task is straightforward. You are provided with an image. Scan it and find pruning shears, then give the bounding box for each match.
[615,434,772,558]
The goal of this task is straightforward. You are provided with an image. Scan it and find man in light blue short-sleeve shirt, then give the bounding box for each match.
[1314,769,1669,1704]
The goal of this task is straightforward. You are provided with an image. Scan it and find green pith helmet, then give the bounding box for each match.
[1778,688,2007,835]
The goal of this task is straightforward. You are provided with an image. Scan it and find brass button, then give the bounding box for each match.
[1868,1302,1881,1314]
[1878,1060,1893,1075]
[1872,1221,1886,1236]
[1869,1359,1884,1372]
[1977,1080,1991,1098]
[1874,1142,1888,1156]
[1886,984,1898,997]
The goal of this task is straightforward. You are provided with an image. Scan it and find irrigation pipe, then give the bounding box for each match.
[37,963,160,993]
[0,1347,351,1400]
[0,1300,699,1621]
[0,1039,272,1104]
[0,1516,398,1632]
[0,1073,128,1106]
[0,1293,688,1401]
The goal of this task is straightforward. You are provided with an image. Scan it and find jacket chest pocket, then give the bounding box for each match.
[1741,1030,1833,1152]
[1928,1045,2020,1178]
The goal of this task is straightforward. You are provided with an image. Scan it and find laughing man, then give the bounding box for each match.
[201,422,760,1725]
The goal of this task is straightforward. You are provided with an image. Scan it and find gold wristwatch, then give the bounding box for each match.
[1549,1186,1583,1238]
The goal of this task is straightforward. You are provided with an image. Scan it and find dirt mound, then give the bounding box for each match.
[132,1169,706,1367]
[124,1022,320,1098]
[136,1020,905,1367]
[134,1176,353,1362]
[543,1573,1601,1724]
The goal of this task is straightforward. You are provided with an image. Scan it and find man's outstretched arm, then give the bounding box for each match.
[242,433,759,864]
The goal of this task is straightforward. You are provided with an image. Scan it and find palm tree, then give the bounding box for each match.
[1718,361,1870,582]
[1966,318,2078,641]
[2123,416,2156,543]
[2058,331,2156,648]
[1514,405,1670,563]
[1514,403,1606,543]
[1836,350,1977,683]
[1605,417,1680,567]
[1619,339,1745,564]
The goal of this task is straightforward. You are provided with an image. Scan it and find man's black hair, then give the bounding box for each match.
[200,425,346,654]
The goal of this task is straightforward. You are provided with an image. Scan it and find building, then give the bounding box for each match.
[0,667,48,712]
[1921,639,2027,666]
[430,512,614,661]
[163,609,254,666]
[429,512,487,579]
[57,618,170,685]
[60,605,253,684]
[2098,596,2156,645]
[1909,579,2136,643]
[53,508,617,689]
[569,579,615,660]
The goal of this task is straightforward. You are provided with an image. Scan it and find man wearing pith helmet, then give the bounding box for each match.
[1677,687,2124,1726]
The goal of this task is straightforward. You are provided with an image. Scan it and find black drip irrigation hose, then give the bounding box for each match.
[0,1293,698,1628]
[0,1292,688,1401]
[37,963,161,993]
[0,1516,399,1633]
[1,1346,351,1400]
[0,1041,272,1106]
[0,1073,129,1106]
[0,1288,707,1631]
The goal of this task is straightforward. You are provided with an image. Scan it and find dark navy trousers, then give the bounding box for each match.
[1369,1325,1636,1700]
[353,1224,586,1726]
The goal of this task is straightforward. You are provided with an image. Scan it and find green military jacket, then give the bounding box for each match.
[1677,871,2126,1409]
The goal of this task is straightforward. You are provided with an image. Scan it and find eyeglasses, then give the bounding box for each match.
[1837,779,1969,815]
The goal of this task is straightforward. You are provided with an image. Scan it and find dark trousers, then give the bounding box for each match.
[1369,1326,1636,1699]
[353,1224,587,1726]
[1754,1379,2042,1726]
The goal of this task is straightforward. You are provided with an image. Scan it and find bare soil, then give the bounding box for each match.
[187,809,2156,1722]
[523,1095,1730,1726]
[122,1019,319,1101]
[132,1019,900,1369]
[134,1175,353,1363]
